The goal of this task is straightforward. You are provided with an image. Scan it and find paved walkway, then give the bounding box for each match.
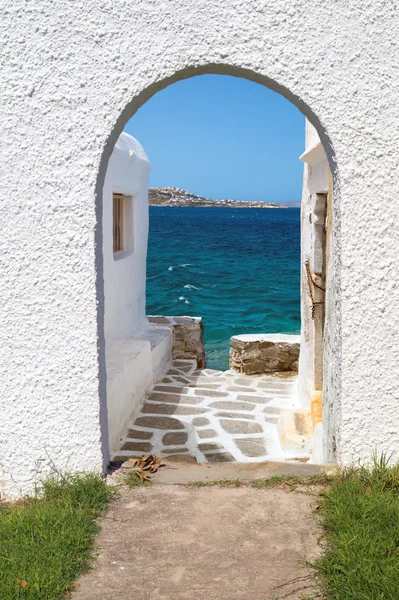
[76,478,320,600]
[113,360,305,464]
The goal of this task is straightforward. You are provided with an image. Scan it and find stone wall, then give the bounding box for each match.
[147,316,206,368]
[230,334,300,375]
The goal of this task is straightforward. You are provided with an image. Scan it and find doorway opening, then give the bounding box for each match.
[98,66,336,467]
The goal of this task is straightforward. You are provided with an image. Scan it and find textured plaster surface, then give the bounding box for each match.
[298,124,329,413]
[1,0,399,496]
[103,132,150,342]
[106,324,171,456]
[105,338,153,455]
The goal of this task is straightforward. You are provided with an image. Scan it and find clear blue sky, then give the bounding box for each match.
[124,75,305,204]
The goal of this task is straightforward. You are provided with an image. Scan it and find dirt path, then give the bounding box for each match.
[77,479,320,599]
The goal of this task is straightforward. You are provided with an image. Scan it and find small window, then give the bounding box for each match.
[113,193,124,253]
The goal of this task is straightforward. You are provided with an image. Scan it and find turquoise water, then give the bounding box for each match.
[146,207,300,370]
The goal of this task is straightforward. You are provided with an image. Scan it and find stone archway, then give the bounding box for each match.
[95,65,339,466]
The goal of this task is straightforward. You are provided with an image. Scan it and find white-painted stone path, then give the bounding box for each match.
[112,360,308,464]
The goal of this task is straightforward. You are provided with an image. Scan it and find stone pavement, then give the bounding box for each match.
[112,360,307,464]
[76,477,320,600]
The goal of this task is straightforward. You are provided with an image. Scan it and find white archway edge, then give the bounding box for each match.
[1,1,398,497]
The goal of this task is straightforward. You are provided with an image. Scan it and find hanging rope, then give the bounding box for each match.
[305,260,325,319]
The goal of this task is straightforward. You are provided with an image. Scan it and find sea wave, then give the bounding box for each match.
[168,263,193,272]
[184,284,201,290]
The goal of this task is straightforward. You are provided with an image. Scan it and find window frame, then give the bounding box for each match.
[112,193,124,254]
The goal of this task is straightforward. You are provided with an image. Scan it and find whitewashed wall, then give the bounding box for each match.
[298,121,329,462]
[102,132,154,456]
[103,132,150,342]
[298,122,329,402]
[1,0,398,497]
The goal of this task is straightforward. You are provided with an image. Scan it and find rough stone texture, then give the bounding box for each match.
[204,452,235,463]
[264,407,281,415]
[76,485,320,599]
[220,420,263,435]
[164,454,197,463]
[215,412,255,420]
[236,394,272,404]
[153,385,190,394]
[230,334,300,374]
[209,400,255,411]
[192,418,210,427]
[148,316,206,368]
[141,403,208,415]
[134,417,185,430]
[1,0,399,496]
[198,442,223,452]
[162,432,188,446]
[120,441,152,452]
[235,438,267,457]
[113,361,303,464]
[194,389,228,397]
[197,429,217,439]
[126,429,153,440]
[148,392,202,404]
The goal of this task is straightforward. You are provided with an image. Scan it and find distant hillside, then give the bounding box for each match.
[284,200,301,208]
[148,187,285,208]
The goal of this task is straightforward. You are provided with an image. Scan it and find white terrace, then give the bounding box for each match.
[113,361,307,465]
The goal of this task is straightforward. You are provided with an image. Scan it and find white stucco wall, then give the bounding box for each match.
[298,121,330,463]
[1,0,399,496]
[102,132,156,455]
[298,122,329,406]
[103,132,150,342]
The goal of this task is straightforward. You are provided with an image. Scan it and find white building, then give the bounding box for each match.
[103,132,150,342]
[103,132,172,457]
[298,121,332,463]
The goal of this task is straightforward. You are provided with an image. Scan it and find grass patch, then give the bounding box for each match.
[187,478,243,488]
[186,474,336,490]
[125,472,153,488]
[310,454,399,599]
[251,474,303,489]
[251,473,336,490]
[0,472,114,599]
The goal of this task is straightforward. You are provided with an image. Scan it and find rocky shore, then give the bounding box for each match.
[149,187,285,208]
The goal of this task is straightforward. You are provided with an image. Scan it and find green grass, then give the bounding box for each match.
[251,474,303,488]
[187,478,243,488]
[310,455,399,599]
[251,473,336,490]
[186,474,336,489]
[4,459,399,599]
[124,472,153,488]
[0,473,115,600]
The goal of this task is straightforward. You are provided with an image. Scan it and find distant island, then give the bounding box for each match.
[149,187,299,208]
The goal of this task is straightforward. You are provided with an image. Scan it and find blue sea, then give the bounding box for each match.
[146,207,301,371]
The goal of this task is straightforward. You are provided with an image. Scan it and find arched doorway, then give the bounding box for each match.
[97,65,338,466]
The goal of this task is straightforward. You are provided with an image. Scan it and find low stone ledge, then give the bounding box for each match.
[148,315,206,368]
[229,333,300,375]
